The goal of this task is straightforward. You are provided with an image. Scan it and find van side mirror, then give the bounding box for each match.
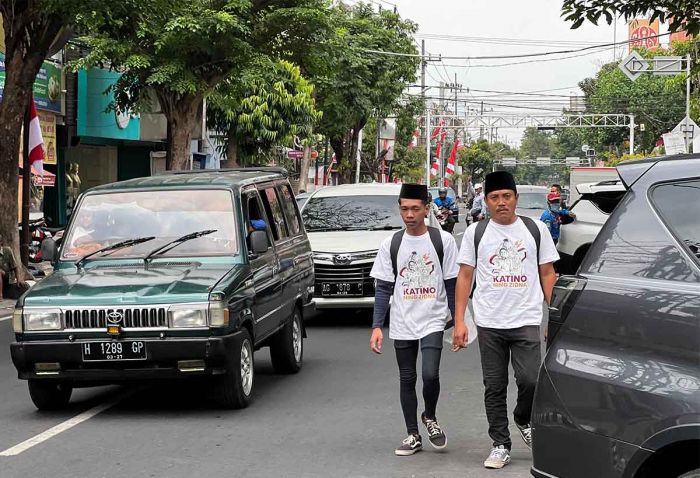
[41,238,57,263]
[249,231,269,255]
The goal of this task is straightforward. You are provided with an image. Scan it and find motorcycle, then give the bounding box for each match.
[19,218,64,264]
[436,207,455,233]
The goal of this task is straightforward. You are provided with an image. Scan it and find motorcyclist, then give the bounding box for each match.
[470,183,486,222]
[434,187,456,232]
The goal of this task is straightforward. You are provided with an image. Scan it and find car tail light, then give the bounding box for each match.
[547,276,587,349]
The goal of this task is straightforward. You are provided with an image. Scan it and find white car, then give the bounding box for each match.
[301,183,403,309]
[557,179,626,274]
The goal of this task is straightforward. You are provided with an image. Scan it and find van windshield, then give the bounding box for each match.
[61,189,238,261]
[302,195,403,231]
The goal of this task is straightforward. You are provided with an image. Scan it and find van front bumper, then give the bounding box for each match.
[10,332,243,382]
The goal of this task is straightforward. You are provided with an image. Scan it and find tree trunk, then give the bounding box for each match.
[297,144,313,192]
[224,126,240,168]
[158,91,202,171]
[0,26,56,280]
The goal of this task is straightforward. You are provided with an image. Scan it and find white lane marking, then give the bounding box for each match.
[0,391,129,457]
[455,232,464,237]
[0,315,12,322]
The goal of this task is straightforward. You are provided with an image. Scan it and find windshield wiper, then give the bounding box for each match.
[75,237,156,271]
[142,229,217,266]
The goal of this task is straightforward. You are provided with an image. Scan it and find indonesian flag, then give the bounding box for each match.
[430,118,445,140]
[324,153,337,186]
[446,140,459,176]
[430,157,440,177]
[28,97,45,175]
[431,131,446,177]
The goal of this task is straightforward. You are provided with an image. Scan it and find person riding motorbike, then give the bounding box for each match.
[470,183,485,223]
[434,187,456,233]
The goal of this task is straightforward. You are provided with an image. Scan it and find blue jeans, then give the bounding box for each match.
[394,331,444,435]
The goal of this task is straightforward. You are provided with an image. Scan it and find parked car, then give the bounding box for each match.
[556,179,626,274]
[296,192,311,210]
[429,186,460,222]
[515,185,549,220]
[11,168,314,410]
[301,183,402,309]
[531,154,700,478]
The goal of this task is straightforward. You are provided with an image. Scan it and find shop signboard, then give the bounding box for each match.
[0,53,63,113]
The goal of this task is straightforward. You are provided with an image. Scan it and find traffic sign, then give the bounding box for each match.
[672,116,699,141]
[619,51,649,81]
[652,56,684,75]
[287,150,304,159]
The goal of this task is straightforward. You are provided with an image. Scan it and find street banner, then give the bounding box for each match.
[662,132,686,155]
[38,112,57,165]
[0,53,63,114]
[628,18,660,52]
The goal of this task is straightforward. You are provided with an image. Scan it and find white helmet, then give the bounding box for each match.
[474,183,483,190]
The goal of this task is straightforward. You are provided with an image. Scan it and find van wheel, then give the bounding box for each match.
[217,330,254,409]
[270,307,303,374]
[28,380,72,411]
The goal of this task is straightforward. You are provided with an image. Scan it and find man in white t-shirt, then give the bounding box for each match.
[370,183,459,457]
[453,171,558,470]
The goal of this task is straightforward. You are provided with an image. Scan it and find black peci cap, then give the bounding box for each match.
[399,183,429,202]
[484,171,517,196]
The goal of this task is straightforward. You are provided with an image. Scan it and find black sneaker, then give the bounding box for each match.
[395,434,422,456]
[516,422,532,449]
[421,414,447,450]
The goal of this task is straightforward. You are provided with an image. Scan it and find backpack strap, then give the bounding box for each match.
[427,226,444,270]
[390,229,406,280]
[470,219,490,299]
[518,215,541,265]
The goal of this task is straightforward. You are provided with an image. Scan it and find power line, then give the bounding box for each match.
[362,31,673,60]
[415,33,604,47]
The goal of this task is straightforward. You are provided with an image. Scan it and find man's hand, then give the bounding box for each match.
[370,328,383,354]
[452,320,468,352]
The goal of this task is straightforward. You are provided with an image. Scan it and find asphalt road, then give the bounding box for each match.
[0,217,540,477]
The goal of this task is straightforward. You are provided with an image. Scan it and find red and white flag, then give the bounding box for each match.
[28,97,45,175]
[430,118,445,141]
[445,140,459,176]
[431,131,446,177]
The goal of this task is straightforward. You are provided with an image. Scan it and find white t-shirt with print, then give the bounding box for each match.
[457,218,559,329]
[371,229,460,340]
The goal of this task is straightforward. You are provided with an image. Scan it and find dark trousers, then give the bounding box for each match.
[394,331,444,435]
[477,325,541,449]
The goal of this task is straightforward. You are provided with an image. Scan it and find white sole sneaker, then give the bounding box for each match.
[484,455,511,469]
[395,445,422,456]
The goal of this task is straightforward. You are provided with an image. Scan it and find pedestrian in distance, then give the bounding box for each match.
[540,191,576,245]
[452,171,559,470]
[370,183,460,457]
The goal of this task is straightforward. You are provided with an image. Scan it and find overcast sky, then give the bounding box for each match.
[384,0,672,146]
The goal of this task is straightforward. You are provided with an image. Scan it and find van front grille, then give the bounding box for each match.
[64,307,168,329]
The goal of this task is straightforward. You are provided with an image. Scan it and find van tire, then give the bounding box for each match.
[270,307,303,374]
[28,380,72,411]
[217,330,254,409]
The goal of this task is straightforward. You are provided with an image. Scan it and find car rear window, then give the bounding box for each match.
[576,190,626,214]
[651,179,700,263]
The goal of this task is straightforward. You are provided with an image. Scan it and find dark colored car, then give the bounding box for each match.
[532,155,700,478]
[11,168,314,410]
[429,186,460,222]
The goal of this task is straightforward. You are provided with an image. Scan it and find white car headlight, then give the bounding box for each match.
[168,304,208,328]
[23,309,62,331]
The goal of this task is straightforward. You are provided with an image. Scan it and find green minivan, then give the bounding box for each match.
[11,168,314,410]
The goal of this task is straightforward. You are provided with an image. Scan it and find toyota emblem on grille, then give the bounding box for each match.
[107,311,124,325]
[333,254,352,265]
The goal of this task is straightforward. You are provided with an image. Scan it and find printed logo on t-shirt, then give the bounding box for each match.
[399,251,438,300]
[488,239,528,288]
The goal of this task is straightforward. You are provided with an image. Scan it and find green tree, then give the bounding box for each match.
[458,139,496,184]
[314,3,419,181]
[208,59,321,168]
[76,0,260,171]
[0,1,144,271]
[562,0,699,35]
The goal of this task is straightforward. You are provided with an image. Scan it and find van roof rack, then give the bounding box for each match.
[160,167,288,177]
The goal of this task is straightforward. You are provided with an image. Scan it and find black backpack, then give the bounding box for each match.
[390,227,444,281]
[470,216,541,298]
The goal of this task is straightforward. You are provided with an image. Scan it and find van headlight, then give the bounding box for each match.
[208,301,229,327]
[168,304,208,328]
[23,308,62,331]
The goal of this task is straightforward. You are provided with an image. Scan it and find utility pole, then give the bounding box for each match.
[439,82,446,184]
[425,108,431,186]
[686,53,691,153]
